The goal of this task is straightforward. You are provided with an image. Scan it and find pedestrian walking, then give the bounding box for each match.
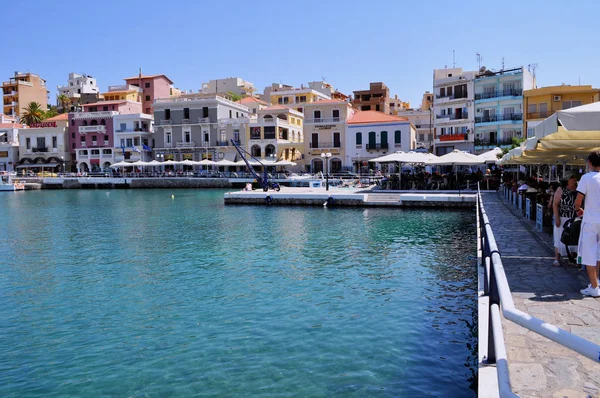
[575,151,600,297]
[552,175,578,266]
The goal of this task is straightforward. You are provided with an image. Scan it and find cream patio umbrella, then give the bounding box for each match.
[370,151,438,189]
[426,149,485,185]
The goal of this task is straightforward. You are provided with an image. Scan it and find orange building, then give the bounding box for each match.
[2,72,49,118]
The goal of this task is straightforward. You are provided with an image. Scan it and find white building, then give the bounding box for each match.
[57,73,99,103]
[266,83,332,113]
[113,113,154,163]
[201,77,255,97]
[433,68,476,155]
[17,114,71,172]
[0,121,24,171]
[473,66,534,154]
[395,108,433,151]
[346,111,416,172]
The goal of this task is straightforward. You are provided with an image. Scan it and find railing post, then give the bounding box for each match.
[487,248,498,364]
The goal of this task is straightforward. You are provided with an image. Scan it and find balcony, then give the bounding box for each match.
[182,118,191,124]
[439,133,469,142]
[73,111,118,119]
[176,141,195,148]
[309,142,342,149]
[79,125,107,134]
[216,141,229,146]
[198,117,210,124]
[32,147,48,152]
[3,90,17,97]
[474,137,520,147]
[436,112,469,121]
[366,143,389,150]
[526,111,552,120]
[475,88,523,101]
[115,128,151,133]
[218,117,249,126]
[304,117,340,124]
[475,113,522,124]
[160,119,172,125]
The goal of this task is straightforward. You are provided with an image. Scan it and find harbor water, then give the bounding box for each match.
[0,189,477,397]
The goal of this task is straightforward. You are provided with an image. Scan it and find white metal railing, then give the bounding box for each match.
[108,84,142,93]
[198,117,210,123]
[176,141,195,148]
[478,188,600,397]
[72,111,118,118]
[304,117,340,124]
[79,125,106,133]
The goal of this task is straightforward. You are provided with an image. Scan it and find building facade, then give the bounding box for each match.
[2,72,49,118]
[124,73,174,115]
[268,84,332,114]
[248,105,304,165]
[432,68,476,155]
[473,66,534,154]
[524,85,600,137]
[202,77,255,97]
[153,95,250,163]
[303,99,354,173]
[113,113,154,163]
[102,85,142,103]
[347,111,416,172]
[395,108,433,151]
[56,73,99,106]
[238,96,268,114]
[17,114,70,171]
[352,82,405,114]
[0,122,25,171]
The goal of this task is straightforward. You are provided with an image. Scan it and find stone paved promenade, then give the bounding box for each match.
[482,192,600,398]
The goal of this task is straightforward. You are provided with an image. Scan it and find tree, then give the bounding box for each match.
[57,94,71,113]
[499,136,527,157]
[226,91,242,102]
[45,107,59,119]
[19,102,46,125]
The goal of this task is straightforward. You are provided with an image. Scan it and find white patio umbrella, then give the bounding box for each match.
[214,159,237,167]
[476,147,502,164]
[369,151,438,188]
[111,161,132,168]
[180,159,198,166]
[426,149,485,183]
[275,160,297,166]
[198,159,216,165]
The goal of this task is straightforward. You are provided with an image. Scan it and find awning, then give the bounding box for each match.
[17,163,59,168]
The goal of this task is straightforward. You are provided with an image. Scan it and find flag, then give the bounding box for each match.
[142,144,152,151]
[132,146,142,153]
[121,145,126,155]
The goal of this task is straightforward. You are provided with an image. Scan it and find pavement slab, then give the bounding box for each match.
[482,192,600,397]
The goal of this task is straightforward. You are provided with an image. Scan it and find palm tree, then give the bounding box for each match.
[19,102,46,126]
[57,94,71,113]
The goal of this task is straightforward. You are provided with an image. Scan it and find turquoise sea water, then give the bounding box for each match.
[0,189,477,397]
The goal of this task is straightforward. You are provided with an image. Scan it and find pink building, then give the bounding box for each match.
[123,74,173,115]
[68,100,143,172]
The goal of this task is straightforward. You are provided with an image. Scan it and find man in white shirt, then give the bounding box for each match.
[575,151,600,297]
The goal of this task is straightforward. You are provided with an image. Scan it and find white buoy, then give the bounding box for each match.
[171,194,175,199]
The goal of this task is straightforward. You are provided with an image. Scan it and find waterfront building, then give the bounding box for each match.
[201,77,255,97]
[152,94,250,163]
[346,111,416,172]
[248,106,304,166]
[69,101,142,172]
[395,108,434,152]
[123,73,174,115]
[524,84,600,137]
[473,66,534,154]
[352,82,407,115]
[2,72,49,118]
[432,68,476,155]
[56,73,100,108]
[113,113,154,163]
[0,121,25,171]
[303,99,353,173]
[263,82,332,113]
[237,96,268,115]
[101,85,142,103]
[17,114,70,172]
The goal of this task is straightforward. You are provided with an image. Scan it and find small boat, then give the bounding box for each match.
[0,172,25,191]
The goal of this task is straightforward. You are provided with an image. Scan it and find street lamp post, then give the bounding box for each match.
[60,156,65,175]
[321,152,332,191]
[157,153,164,175]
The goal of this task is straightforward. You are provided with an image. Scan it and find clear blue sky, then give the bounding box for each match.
[4,0,599,107]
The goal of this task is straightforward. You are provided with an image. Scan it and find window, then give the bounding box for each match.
[120,139,125,147]
[220,130,227,143]
[146,108,150,114]
[103,106,108,111]
[278,98,283,104]
[332,109,340,120]
[104,135,109,141]
[528,103,537,113]
[52,136,57,148]
[297,108,302,113]
[375,105,380,111]
[447,86,453,97]
[562,100,582,109]
[185,131,191,143]
[134,137,140,146]
[145,82,150,88]
[368,131,376,149]
[447,108,452,115]
[184,108,190,119]
[440,87,445,97]
[313,110,321,121]
[71,132,75,138]
[80,137,85,143]
[394,130,401,144]
[229,110,232,118]
[419,134,425,141]
[333,132,341,147]
[120,123,126,131]
[236,112,239,118]
[380,131,387,146]
[165,109,171,120]
[26,137,31,149]
[145,95,150,101]
[204,132,209,143]
[202,107,209,118]
[166,133,171,144]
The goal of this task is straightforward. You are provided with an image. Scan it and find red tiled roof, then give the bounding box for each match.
[0,123,25,128]
[238,96,268,106]
[46,113,68,121]
[123,74,174,84]
[348,110,409,124]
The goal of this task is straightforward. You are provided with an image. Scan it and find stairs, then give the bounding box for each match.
[364,193,402,205]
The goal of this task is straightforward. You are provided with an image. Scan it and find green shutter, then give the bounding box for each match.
[368,132,376,148]
[381,131,388,144]
[356,132,362,145]
[395,130,401,143]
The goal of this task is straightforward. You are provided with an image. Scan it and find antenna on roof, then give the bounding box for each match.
[476,53,482,69]
[501,57,505,71]
[453,50,455,68]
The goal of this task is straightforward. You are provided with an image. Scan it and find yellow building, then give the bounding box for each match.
[101,85,142,102]
[269,87,331,113]
[524,85,600,137]
[2,72,49,118]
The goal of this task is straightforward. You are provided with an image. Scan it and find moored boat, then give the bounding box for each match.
[0,172,25,191]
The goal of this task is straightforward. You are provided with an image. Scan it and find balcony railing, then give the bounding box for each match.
[115,128,151,133]
[309,142,343,149]
[475,137,520,147]
[176,141,195,148]
[198,117,210,123]
[32,147,48,152]
[182,118,191,124]
[414,124,433,129]
[73,111,118,119]
[304,117,340,124]
[366,143,389,150]
[435,93,469,100]
[216,141,229,146]
[436,113,469,120]
[79,125,107,133]
[3,91,17,97]
[160,119,172,125]
[526,111,552,119]
[475,113,522,123]
[475,88,523,100]
[439,133,469,142]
